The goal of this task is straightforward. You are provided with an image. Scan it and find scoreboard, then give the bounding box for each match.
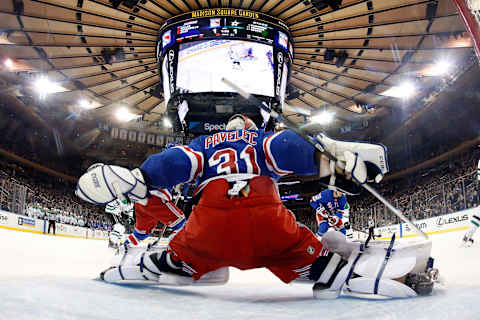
[157,9,293,133]
[158,8,293,59]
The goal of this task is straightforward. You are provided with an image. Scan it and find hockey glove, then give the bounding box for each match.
[327,215,341,228]
[75,163,148,205]
[316,133,388,184]
[316,207,328,219]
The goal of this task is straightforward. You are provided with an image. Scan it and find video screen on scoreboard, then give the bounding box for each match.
[176,39,275,97]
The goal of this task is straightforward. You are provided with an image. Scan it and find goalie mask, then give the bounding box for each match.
[226,114,258,131]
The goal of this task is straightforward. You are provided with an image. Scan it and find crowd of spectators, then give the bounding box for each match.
[0,158,114,231]
[284,146,480,234]
[1,105,480,237]
[349,146,480,230]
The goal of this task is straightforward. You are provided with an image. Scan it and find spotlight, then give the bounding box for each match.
[4,58,14,69]
[435,60,452,75]
[163,117,172,128]
[310,111,335,125]
[380,81,416,98]
[398,81,416,98]
[33,76,67,98]
[79,99,92,109]
[116,107,138,121]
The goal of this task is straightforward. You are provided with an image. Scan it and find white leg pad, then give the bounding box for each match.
[101,265,158,283]
[315,236,434,299]
[343,278,417,299]
[352,246,416,279]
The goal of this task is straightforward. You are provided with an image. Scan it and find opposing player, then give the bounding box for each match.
[342,202,353,239]
[310,189,348,237]
[108,222,126,249]
[76,114,438,298]
[462,159,480,246]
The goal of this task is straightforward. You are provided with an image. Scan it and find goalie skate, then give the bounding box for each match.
[100,245,229,286]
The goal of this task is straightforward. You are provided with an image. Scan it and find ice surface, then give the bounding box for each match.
[0,227,479,320]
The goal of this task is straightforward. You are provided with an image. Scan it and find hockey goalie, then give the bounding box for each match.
[76,114,439,299]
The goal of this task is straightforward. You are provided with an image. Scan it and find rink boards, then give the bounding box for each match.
[0,210,109,240]
[2,206,479,242]
[372,207,479,240]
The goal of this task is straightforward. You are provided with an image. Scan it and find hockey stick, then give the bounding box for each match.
[221,78,428,240]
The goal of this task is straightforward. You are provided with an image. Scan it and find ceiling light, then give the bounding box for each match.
[380,82,416,98]
[435,60,452,75]
[421,59,453,76]
[4,58,13,69]
[33,76,68,98]
[163,117,172,128]
[116,107,138,122]
[79,99,93,109]
[310,111,335,125]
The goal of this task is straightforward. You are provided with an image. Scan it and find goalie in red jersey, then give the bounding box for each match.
[76,114,438,299]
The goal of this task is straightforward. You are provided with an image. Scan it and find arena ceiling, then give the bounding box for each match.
[0,0,475,135]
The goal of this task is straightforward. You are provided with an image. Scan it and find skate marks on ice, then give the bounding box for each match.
[2,228,480,319]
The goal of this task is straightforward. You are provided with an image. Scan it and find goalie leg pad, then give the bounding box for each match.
[344,277,417,299]
[314,232,437,299]
[101,247,229,286]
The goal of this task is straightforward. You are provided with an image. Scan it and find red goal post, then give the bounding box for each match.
[454,0,480,60]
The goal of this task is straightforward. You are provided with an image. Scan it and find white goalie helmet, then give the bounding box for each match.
[226,114,258,131]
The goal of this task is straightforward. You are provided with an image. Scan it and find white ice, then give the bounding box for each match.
[0,228,479,320]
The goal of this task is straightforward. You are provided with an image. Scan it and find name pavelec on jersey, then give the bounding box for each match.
[205,130,258,149]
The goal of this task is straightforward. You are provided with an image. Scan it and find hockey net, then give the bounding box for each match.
[454,0,480,60]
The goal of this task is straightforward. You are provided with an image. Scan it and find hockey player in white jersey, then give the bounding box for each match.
[462,159,480,246]
[342,202,353,239]
[109,222,126,249]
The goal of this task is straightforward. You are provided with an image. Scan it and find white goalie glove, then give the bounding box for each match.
[316,133,388,185]
[75,163,148,205]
